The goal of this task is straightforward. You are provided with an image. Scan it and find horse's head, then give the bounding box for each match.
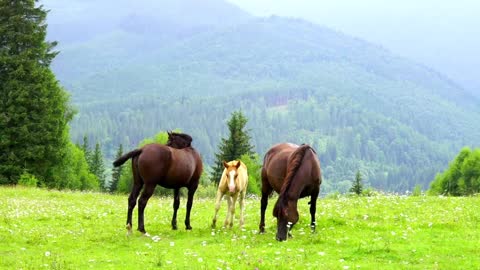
[273,196,299,241]
[223,160,241,193]
[167,131,192,149]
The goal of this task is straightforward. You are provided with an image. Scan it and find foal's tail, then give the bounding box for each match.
[113,149,143,167]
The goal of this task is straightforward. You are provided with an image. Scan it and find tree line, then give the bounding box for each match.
[1,1,477,196]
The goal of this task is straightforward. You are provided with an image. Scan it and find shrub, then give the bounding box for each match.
[18,172,38,187]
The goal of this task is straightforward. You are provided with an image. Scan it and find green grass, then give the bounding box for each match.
[1,187,479,269]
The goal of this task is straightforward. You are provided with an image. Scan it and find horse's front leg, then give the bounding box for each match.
[212,189,224,228]
[184,186,197,230]
[171,188,180,230]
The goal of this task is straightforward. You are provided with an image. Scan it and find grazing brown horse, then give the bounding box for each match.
[113,132,203,235]
[259,143,322,241]
[212,160,248,229]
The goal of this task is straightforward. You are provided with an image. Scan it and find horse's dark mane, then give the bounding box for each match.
[278,144,313,204]
[167,132,193,148]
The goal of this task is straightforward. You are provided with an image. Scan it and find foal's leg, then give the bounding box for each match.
[126,182,143,234]
[228,193,238,228]
[171,188,180,230]
[184,186,197,230]
[137,184,155,235]
[212,189,224,228]
[224,195,234,228]
[239,190,246,228]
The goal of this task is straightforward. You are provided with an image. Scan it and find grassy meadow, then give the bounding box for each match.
[0,187,479,269]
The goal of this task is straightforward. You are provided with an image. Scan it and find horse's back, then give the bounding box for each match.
[138,144,172,178]
[137,143,202,188]
[263,143,299,192]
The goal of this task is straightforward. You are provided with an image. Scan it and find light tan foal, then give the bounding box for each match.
[212,160,248,228]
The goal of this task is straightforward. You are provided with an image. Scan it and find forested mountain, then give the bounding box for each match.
[42,0,480,193]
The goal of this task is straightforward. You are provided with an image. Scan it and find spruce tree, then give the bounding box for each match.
[90,143,106,191]
[350,170,363,195]
[81,135,92,167]
[0,0,74,185]
[211,111,254,185]
[110,144,123,192]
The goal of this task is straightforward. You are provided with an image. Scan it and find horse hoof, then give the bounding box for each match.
[186,225,192,230]
[143,232,151,238]
[172,226,178,230]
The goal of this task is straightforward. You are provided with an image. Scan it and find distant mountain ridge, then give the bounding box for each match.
[41,0,480,192]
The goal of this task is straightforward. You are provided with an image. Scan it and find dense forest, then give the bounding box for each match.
[39,0,480,193]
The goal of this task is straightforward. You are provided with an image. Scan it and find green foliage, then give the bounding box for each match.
[429,147,480,196]
[0,0,74,185]
[17,171,38,187]
[47,142,99,190]
[412,184,423,196]
[211,111,255,185]
[240,153,262,195]
[350,170,363,195]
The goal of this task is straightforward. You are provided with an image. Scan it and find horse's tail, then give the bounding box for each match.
[113,149,143,167]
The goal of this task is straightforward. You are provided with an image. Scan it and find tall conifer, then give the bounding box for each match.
[110,144,123,192]
[90,143,106,191]
[0,0,74,185]
[211,111,254,185]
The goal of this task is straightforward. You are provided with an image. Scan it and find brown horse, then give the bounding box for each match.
[259,143,322,241]
[113,132,203,235]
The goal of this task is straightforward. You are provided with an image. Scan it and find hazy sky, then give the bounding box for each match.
[226,0,480,92]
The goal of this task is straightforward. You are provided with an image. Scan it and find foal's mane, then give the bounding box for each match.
[279,144,314,201]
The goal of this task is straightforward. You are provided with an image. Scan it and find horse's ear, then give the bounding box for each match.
[235,161,241,169]
[223,161,229,168]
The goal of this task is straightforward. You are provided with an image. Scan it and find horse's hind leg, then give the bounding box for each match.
[126,182,143,235]
[171,188,180,230]
[137,183,155,235]
[184,186,197,230]
[309,188,320,232]
[259,171,272,233]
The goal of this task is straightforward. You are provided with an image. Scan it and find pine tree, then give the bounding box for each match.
[211,111,254,185]
[110,144,123,192]
[81,135,92,168]
[350,170,363,195]
[90,143,106,191]
[0,0,74,185]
